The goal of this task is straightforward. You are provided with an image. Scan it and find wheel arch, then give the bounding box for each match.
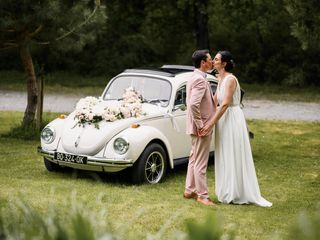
[115,126,174,169]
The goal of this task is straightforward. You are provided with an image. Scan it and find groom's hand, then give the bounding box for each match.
[199,123,214,136]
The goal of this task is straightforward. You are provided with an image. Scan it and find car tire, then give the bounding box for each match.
[44,157,61,172]
[131,143,167,184]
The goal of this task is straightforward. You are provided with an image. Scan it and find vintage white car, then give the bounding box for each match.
[38,65,220,184]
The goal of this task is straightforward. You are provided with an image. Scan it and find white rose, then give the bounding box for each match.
[120,106,131,118]
[88,113,94,121]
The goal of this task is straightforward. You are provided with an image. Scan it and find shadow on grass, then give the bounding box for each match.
[49,167,134,185]
[1,115,59,141]
[47,158,214,186]
[1,123,41,141]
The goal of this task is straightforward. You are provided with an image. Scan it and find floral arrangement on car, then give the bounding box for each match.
[74,87,145,129]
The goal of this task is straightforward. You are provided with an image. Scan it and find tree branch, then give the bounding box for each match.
[2,42,18,47]
[31,40,50,45]
[55,0,101,41]
[0,29,18,33]
[28,25,44,38]
[0,45,18,51]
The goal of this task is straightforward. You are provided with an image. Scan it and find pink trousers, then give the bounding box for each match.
[185,134,212,199]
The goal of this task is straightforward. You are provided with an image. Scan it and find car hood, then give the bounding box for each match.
[61,101,167,155]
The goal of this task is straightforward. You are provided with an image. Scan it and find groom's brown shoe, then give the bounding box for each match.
[196,197,215,206]
[183,192,198,199]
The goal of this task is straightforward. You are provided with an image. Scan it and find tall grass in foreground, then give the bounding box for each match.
[0,191,111,240]
[0,111,319,239]
[1,195,319,240]
[0,191,236,240]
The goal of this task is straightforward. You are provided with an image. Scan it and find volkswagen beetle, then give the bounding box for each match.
[38,65,220,184]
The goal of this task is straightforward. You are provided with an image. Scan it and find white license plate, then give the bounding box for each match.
[54,152,87,164]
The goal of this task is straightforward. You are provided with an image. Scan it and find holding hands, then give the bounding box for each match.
[198,121,214,137]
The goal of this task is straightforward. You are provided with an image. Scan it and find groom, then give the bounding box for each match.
[183,49,216,206]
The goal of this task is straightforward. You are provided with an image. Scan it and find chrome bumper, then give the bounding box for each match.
[37,146,134,172]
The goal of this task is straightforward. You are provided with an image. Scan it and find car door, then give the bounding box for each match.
[169,85,191,159]
[169,80,217,159]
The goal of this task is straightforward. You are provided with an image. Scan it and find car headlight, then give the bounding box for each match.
[41,126,55,144]
[113,137,129,155]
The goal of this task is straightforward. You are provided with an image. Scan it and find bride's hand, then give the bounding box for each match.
[199,123,213,136]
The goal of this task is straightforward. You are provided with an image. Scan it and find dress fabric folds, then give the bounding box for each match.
[215,75,272,207]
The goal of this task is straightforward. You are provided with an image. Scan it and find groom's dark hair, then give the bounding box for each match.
[192,49,209,68]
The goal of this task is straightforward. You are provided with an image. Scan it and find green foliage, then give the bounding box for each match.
[284,0,320,51]
[0,0,106,75]
[186,213,236,240]
[82,0,158,75]
[1,0,320,86]
[0,0,107,126]
[283,0,320,86]
[0,0,106,50]
[208,0,299,85]
[287,208,320,240]
[1,197,319,240]
[0,192,114,240]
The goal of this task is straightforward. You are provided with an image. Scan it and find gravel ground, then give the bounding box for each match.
[1,90,319,122]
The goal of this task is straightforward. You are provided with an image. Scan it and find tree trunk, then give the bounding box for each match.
[193,0,210,50]
[19,40,38,127]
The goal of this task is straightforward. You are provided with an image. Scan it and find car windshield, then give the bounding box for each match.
[103,75,172,106]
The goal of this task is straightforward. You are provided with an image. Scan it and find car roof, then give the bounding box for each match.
[120,65,217,88]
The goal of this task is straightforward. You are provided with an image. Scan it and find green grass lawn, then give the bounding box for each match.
[241,83,320,102]
[1,70,320,102]
[0,111,319,239]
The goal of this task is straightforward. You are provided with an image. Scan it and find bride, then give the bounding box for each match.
[200,50,272,207]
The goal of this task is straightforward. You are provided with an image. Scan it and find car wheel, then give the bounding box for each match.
[131,143,167,184]
[44,157,60,171]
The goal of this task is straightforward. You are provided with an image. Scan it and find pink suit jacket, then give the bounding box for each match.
[186,69,216,136]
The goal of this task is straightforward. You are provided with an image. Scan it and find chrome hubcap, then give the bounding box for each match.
[150,163,157,173]
[145,151,164,184]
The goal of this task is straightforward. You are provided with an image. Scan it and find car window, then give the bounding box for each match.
[103,75,172,106]
[174,85,186,106]
[209,81,217,94]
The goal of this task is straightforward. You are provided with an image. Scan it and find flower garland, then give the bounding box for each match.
[74,87,145,129]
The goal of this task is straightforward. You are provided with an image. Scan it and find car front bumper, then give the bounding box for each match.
[37,146,134,172]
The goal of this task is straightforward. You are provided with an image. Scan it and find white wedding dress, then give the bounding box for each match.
[214,75,272,207]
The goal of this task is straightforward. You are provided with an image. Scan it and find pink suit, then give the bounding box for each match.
[185,69,216,199]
